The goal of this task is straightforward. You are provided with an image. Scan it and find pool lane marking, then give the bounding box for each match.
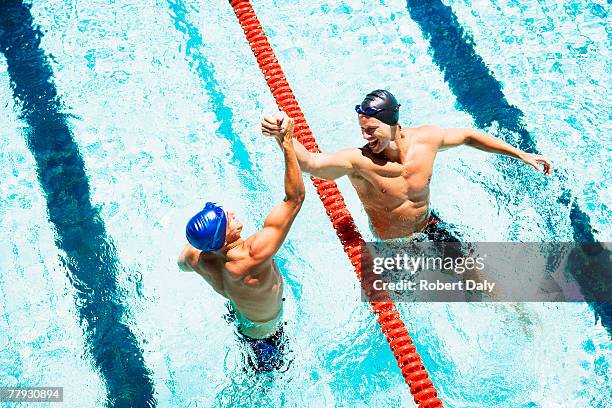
[404,0,596,243]
[168,0,255,177]
[0,2,156,406]
[167,0,302,301]
[405,0,610,334]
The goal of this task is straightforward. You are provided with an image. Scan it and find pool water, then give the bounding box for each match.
[0,0,609,407]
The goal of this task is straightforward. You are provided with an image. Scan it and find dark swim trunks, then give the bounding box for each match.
[421,211,462,242]
[224,302,289,374]
[237,327,288,374]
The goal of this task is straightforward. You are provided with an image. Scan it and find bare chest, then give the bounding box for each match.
[351,162,432,204]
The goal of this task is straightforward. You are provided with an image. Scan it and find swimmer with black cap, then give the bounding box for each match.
[355,89,401,129]
[262,89,552,241]
[179,114,304,373]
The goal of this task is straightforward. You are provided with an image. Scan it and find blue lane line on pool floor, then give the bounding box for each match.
[404,0,596,243]
[0,3,156,406]
[168,0,255,177]
[167,0,302,302]
[405,0,610,334]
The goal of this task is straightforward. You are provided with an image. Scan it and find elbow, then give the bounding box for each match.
[301,158,314,174]
[296,190,306,204]
[292,191,306,205]
[288,190,305,206]
[466,129,487,145]
[300,152,319,174]
[462,129,478,145]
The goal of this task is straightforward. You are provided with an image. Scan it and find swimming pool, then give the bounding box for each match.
[0,0,609,406]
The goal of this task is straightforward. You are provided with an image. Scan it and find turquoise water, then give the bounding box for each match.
[0,0,609,407]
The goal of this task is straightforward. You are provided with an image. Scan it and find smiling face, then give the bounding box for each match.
[223,210,243,245]
[358,114,393,154]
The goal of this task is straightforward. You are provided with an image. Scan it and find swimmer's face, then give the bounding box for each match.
[224,210,243,244]
[358,114,392,154]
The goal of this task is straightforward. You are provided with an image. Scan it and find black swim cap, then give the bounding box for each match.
[356,90,401,126]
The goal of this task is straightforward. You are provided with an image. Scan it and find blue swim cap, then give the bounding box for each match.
[186,202,227,252]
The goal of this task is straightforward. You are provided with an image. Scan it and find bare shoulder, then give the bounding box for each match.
[409,125,444,145]
[332,147,366,173]
[243,233,272,265]
[347,146,376,165]
[217,237,267,279]
[177,244,200,271]
[411,124,442,135]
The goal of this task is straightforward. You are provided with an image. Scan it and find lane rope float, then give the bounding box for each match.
[228,1,443,406]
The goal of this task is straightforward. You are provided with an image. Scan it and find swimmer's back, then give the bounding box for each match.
[178,241,284,323]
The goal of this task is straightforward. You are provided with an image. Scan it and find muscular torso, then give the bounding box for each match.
[349,127,437,239]
[187,245,283,322]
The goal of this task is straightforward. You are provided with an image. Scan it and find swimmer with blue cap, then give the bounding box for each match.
[178,114,304,373]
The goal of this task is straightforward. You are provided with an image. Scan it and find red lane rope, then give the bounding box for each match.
[228,1,443,406]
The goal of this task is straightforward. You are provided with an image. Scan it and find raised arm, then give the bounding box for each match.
[291,141,355,180]
[249,116,305,261]
[429,126,552,175]
[262,112,355,180]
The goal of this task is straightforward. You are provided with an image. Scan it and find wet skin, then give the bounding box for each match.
[179,117,304,322]
[262,112,552,240]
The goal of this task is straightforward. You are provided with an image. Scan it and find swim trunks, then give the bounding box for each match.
[420,210,462,242]
[225,300,288,373]
[367,210,462,243]
[416,210,472,266]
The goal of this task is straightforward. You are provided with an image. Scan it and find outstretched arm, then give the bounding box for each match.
[262,112,355,180]
[292,141,355,180]
[432,126,552,175]
[249,116,305,261]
